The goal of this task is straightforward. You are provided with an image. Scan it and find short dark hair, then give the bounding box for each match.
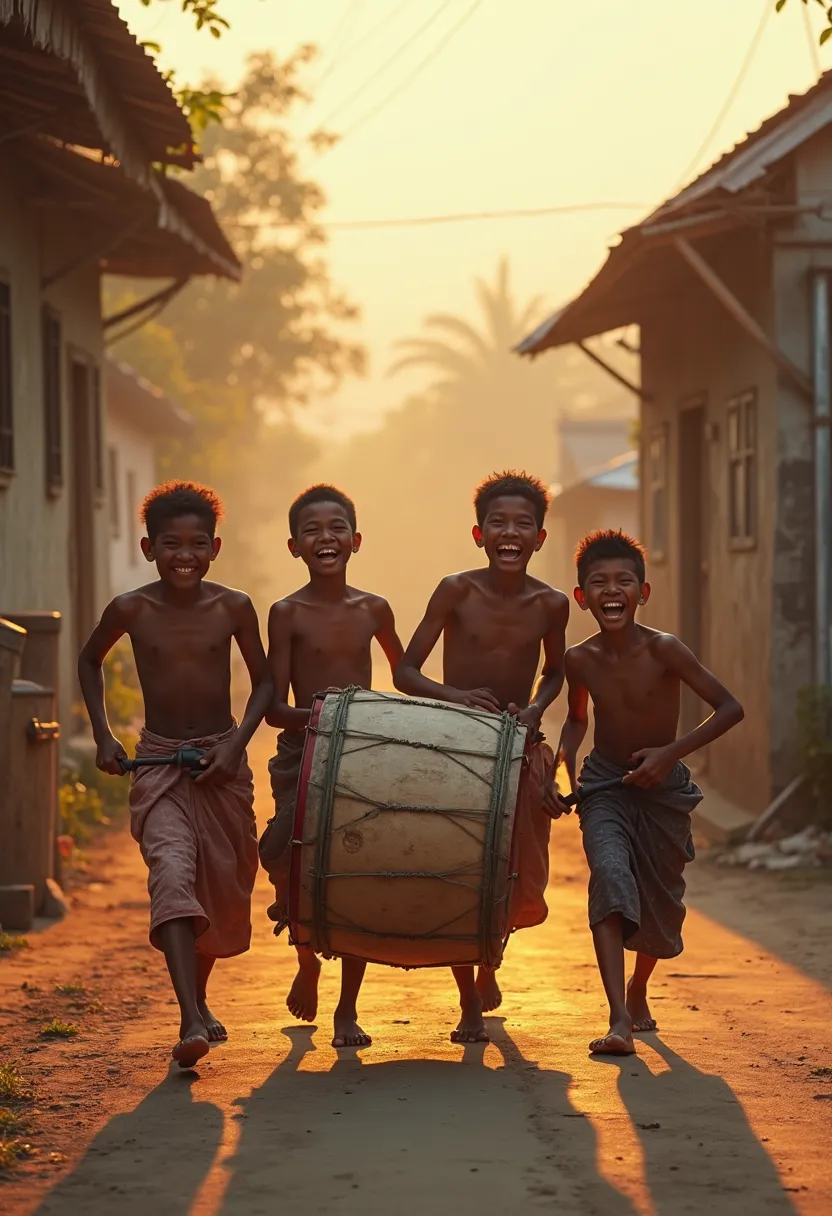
[473,470,550,530]
[289,484,357,539]
[575,529,646,587]
[141,480,224,540]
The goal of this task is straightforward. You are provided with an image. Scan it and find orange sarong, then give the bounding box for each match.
[508,739,556,932]
[129,725,258,959]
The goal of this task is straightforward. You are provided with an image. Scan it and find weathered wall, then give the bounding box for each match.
[0,151,109,731]
[639,229,777,812]
[106,410,155,597]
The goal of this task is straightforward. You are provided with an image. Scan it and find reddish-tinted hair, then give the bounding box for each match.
[289,484,357,539]
[575,529,647,587]
[473,470,550,529]
[140,480,224,540]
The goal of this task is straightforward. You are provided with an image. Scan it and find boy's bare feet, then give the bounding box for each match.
[197,998,228,1042]
[332,1008,372,1049]
[451,995,489,1044]
[172,1020,210,1068]
[626,977,657,1032]
[589,1016,635,1056]
[475,967,502,1012]
[286,947,321,1022]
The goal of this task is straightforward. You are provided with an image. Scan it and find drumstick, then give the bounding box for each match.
[118,747,206,779]
[561,775,627,808]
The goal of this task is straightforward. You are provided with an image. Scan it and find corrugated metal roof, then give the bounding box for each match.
[106,360,193,436]
[22,137,241,280]
[0,0,196,179]
[553,451,638,499]
[517,71,832,357]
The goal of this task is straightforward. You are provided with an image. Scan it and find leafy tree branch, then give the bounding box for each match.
[776,0,832,46]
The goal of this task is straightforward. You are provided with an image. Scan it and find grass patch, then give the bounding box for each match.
[53,982,86,997]
[0,1066,31,1104]
[0,1137,30,1173]
[39,1019,79,1040]
[0,933,29,954]
[0,1108,30,1136]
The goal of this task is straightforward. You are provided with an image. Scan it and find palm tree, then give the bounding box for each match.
[388,258,546,398]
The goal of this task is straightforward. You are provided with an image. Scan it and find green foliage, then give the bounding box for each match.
[0,1066,31,1103]
[139,0,229,39]
[107,48,359,604]
[796,685,832,826]
[39,1020,79,1039]
[0,934,29,955]
[103,639,144,730]
[775,0,832,45]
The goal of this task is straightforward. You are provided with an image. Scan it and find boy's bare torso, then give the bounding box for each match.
[568,626,682,766]
[282,585,389,716]
[114,581,244,739]
[443,570,567,709]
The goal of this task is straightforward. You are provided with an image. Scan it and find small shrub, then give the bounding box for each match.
[53,982,86,997]
[0,934,29,954]
[39,1020,79,1039]
[0,1066,31,1103]
[796,685,832,828]
[0,1108,30,1136]
[0,1137,31,1173]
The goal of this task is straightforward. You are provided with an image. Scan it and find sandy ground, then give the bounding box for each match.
[1,729,831,1216]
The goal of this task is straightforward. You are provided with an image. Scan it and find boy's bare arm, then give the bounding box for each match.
[265,601,310,731]
[624,635,744,788]
[510,589,570,732]
[78,596,133,774]
[557,648,590,794]
[196,594,272,785]
[374,598,405,680]
[394,578,501,712]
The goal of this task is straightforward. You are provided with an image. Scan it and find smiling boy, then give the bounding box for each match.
[395,471,569,1044]
[260,484,404,1048]
[78,481,272,1068]
[554,530,743,1056]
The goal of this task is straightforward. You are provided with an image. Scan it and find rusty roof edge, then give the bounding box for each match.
[152,177,242,281]
[0,0,185,186]
[106,358,193,432]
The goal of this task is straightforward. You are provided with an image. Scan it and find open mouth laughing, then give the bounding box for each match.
[600,599,626,622]
[496,542,523,562]
[315,547,341,564]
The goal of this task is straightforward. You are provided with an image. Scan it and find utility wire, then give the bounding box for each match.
[223,201,649,232]
[802,0,823,79]
[317,0,455,130]
[315,0,367,86]
[316,0,416,89]
[341,0,487,138]
[672,0,771,192]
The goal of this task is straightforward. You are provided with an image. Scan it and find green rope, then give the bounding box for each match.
[311,687,357,954]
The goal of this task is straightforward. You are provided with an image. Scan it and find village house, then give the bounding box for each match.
[0,0,240,728]
[105,360,192,597]
[518,72,832,820]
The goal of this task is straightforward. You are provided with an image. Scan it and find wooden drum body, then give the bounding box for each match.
[288,688,528,969]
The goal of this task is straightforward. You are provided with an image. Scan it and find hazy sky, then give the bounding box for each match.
[117,0,830,435]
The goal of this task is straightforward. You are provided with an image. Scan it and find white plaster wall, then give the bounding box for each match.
[106,411,156,596]
[0,150,109,730]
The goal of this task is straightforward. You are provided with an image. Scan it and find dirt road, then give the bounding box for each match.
[2,731,831,1215]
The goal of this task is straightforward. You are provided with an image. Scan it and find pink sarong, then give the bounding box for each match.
[129,725,258,958]
[508,739,556,931]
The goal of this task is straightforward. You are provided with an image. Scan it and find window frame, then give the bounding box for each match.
[0,277,14,484]
[42,305,63,497]
[726,389,758,552]
[647,422,669,563]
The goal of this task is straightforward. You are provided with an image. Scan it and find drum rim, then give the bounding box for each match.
[287,694,325,945]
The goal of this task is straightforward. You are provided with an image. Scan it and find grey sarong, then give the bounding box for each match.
[578,749,701,959]
[258,729,306,933]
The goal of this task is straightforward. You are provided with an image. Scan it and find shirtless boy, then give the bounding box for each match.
[260,484,404,1048]
[554,530,743,1056]
[78,481,272,1069]
[395,471,569,1044]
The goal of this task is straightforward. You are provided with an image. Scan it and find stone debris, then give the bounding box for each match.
[714,827,832,870]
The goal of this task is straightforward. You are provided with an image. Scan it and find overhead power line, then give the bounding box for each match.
[672,0,771,192]
[341,0,487,138]
[317,0,455,130]
[316,0,417,89]
[224,201,649,232]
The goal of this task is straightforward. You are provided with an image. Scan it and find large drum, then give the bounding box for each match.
[288,688,529,969]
